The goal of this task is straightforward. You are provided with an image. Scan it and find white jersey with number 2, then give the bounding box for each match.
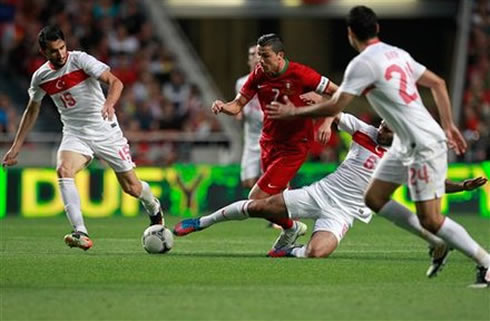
[338,41,446,163]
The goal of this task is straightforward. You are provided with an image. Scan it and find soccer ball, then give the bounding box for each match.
[141,225,174,254]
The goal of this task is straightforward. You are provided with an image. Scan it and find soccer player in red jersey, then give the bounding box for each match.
[211,34,338,251]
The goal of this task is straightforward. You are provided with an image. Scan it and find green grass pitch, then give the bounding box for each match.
[1,214,489,320]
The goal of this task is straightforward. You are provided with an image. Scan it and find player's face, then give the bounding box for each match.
[257,45,283,75]
[247,46,259,70]
[41,39,68,68]
[377,120,394,146]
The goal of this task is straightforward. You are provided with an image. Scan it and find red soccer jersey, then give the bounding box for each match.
[240,60,330,144]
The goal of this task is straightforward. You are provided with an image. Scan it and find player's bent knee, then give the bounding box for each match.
[364,190,386,212]
[56,165,75,178]
[306,245,332,258]
[418,215,443,234]
[307,231,338,258]
[247,199,267,215]
[248,197,285,218]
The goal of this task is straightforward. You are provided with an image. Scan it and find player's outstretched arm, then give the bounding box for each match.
[266,91,354,119]
[300,91,324,105]
[445,177,488,193]
[300,81,339,105]
[315,113,342,145]
[99,70,123,121]
[211,93,249,116]
[417,70,467,155]
[2,99,41,167]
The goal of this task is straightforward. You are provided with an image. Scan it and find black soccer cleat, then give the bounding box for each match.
[468,266,490,288]
[426,243,451,278]
[148,199,164,226]
[149,211,163,226]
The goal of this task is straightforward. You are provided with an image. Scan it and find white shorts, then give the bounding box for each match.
[283,188,354,244]
[58,130,135,173]
[373,142,447,201]
[240,145,261,181]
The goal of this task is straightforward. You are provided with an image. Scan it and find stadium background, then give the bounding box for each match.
[0,0,488,218]
[0,1,489,321]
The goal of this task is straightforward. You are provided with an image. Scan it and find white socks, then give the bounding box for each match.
[291,245,307,258]
[436,217,490,268]
[139,181,159,216]
[58,178,87,234]
[378,200,445,247]
[378,200,490,268]
[59,179,161,233]
[199,200,251,228]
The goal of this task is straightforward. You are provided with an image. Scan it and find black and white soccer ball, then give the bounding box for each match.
[141,225,174,254]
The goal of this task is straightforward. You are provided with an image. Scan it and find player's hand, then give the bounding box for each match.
[211,100,225,115]
[316,119,332,144]
[463,177,488,191]
[300,92,323,105]
[445,124,467,155]
[2,148,19,167]
[102,103,115,121]
[266,96,296,119]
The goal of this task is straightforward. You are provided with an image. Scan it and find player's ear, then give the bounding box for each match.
[347,27,353,37]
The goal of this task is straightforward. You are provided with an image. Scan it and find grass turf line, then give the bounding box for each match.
[0,214,489,320]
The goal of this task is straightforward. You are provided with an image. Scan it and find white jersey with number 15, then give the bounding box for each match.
[338,41,446,160]
[28,51,116,140]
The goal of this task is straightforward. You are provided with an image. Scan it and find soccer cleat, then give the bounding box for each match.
[64,231,93,251]
[148,198,165,226]
[267,244,303,258]
[271,221,307,250]
[173,218,204,236]
[468,266,490,288]
[426,243,452,278]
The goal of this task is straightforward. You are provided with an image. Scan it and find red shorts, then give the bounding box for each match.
[257,140,310,195]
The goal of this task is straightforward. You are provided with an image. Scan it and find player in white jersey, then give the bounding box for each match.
[266,6,490,287]
[235,44,263,189]
[173,112,486,272]
[1,25,164,251]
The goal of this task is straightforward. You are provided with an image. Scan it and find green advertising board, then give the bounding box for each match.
[1,162,489,218]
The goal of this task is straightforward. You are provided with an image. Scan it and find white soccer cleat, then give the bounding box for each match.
[64,231,93,251]
[271,221,307,251]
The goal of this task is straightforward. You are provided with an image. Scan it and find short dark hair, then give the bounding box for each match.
[38,25,65,50]
[257,33,285,54]
[346,6,378,42]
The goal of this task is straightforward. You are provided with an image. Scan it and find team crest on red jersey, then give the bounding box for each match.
[281,80,296,95]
